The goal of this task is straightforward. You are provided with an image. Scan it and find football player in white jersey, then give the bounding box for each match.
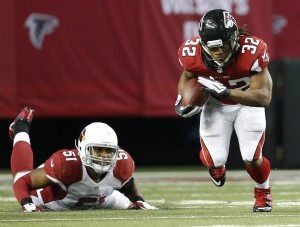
[175,9,273,212]
[9,107,157,212]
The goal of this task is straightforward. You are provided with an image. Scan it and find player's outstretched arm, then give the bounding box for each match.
[13,167,53,212]
[119,178,158,210]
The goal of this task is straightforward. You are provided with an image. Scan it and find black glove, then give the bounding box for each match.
[175,95,201,118]
[198,76,230,98]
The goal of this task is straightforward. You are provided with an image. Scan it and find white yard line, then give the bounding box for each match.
[2,196,300,207]
[1,214,300,223]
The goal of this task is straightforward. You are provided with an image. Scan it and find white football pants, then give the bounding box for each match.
[200,97,266,167]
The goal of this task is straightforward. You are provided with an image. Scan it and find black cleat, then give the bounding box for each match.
[208,165,226,187]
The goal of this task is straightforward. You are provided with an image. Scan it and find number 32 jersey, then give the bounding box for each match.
[178,35,270,104]
[38,149,134,210]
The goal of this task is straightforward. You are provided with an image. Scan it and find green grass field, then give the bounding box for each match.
[1,167,300,226]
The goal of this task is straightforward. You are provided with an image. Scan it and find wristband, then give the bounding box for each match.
[21,197,33,206]
[132,195,144,202]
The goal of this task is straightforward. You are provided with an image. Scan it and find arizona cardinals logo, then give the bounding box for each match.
[24,13,59,49]
[79,129,86,142]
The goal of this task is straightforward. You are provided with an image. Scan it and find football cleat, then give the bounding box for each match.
[9,107,34,140]
[209,165,226,187]
[253,187,272,212]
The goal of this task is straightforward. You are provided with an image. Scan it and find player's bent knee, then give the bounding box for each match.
[243,159,262,168]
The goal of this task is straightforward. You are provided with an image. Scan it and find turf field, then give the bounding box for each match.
[0,167,300,226]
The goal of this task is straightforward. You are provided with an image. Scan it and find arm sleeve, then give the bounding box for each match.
[13,173,33,205]
[250,44,270,75]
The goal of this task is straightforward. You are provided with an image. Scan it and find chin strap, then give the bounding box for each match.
[91,163,111,174]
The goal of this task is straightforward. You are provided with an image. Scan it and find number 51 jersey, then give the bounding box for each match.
[38,148,134,210]
[178,35,270,105]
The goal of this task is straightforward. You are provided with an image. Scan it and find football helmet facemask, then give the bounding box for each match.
[76,122,119,174]
[198,9,239,67]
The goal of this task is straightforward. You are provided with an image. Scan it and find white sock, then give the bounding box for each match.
[13,132,31,146]
[255,177,270,189]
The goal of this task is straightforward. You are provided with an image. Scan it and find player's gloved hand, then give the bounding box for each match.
[130,201,159,210]
[175,95,201,118]
[198,76,230,98]
[21,198,42,212]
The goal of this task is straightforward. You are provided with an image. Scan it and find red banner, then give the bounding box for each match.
[273,0,300,59]
[0,0,298,118]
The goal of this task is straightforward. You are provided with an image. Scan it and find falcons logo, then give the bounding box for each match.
[223,12,237,28]
[24,13,59,49]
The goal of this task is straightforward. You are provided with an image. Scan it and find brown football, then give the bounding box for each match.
[181,78,209,107]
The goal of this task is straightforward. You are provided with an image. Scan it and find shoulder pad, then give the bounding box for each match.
[113,149,135,184]
[178,36,203,72]
[44,149,83,185]
[238,36,270,73]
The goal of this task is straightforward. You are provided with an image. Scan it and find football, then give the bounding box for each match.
[181,78,209,107]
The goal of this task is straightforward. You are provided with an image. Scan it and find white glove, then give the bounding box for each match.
[174,95,201,118]
[22,203,41,212]
[130,201,159,210]
[198,76,230,98]
[21,198,42,212]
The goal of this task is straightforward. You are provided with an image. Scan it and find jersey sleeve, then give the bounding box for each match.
[44,149,83,185]
[238,36,270,75]
[250,42,270,74]
[178,36,203,73]
[113,149,135,185]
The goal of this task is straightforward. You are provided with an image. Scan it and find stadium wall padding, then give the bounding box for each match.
[1,0,298,118]
[0,1,300,169]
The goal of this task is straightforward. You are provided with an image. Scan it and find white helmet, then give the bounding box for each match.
[76,122,119,174]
